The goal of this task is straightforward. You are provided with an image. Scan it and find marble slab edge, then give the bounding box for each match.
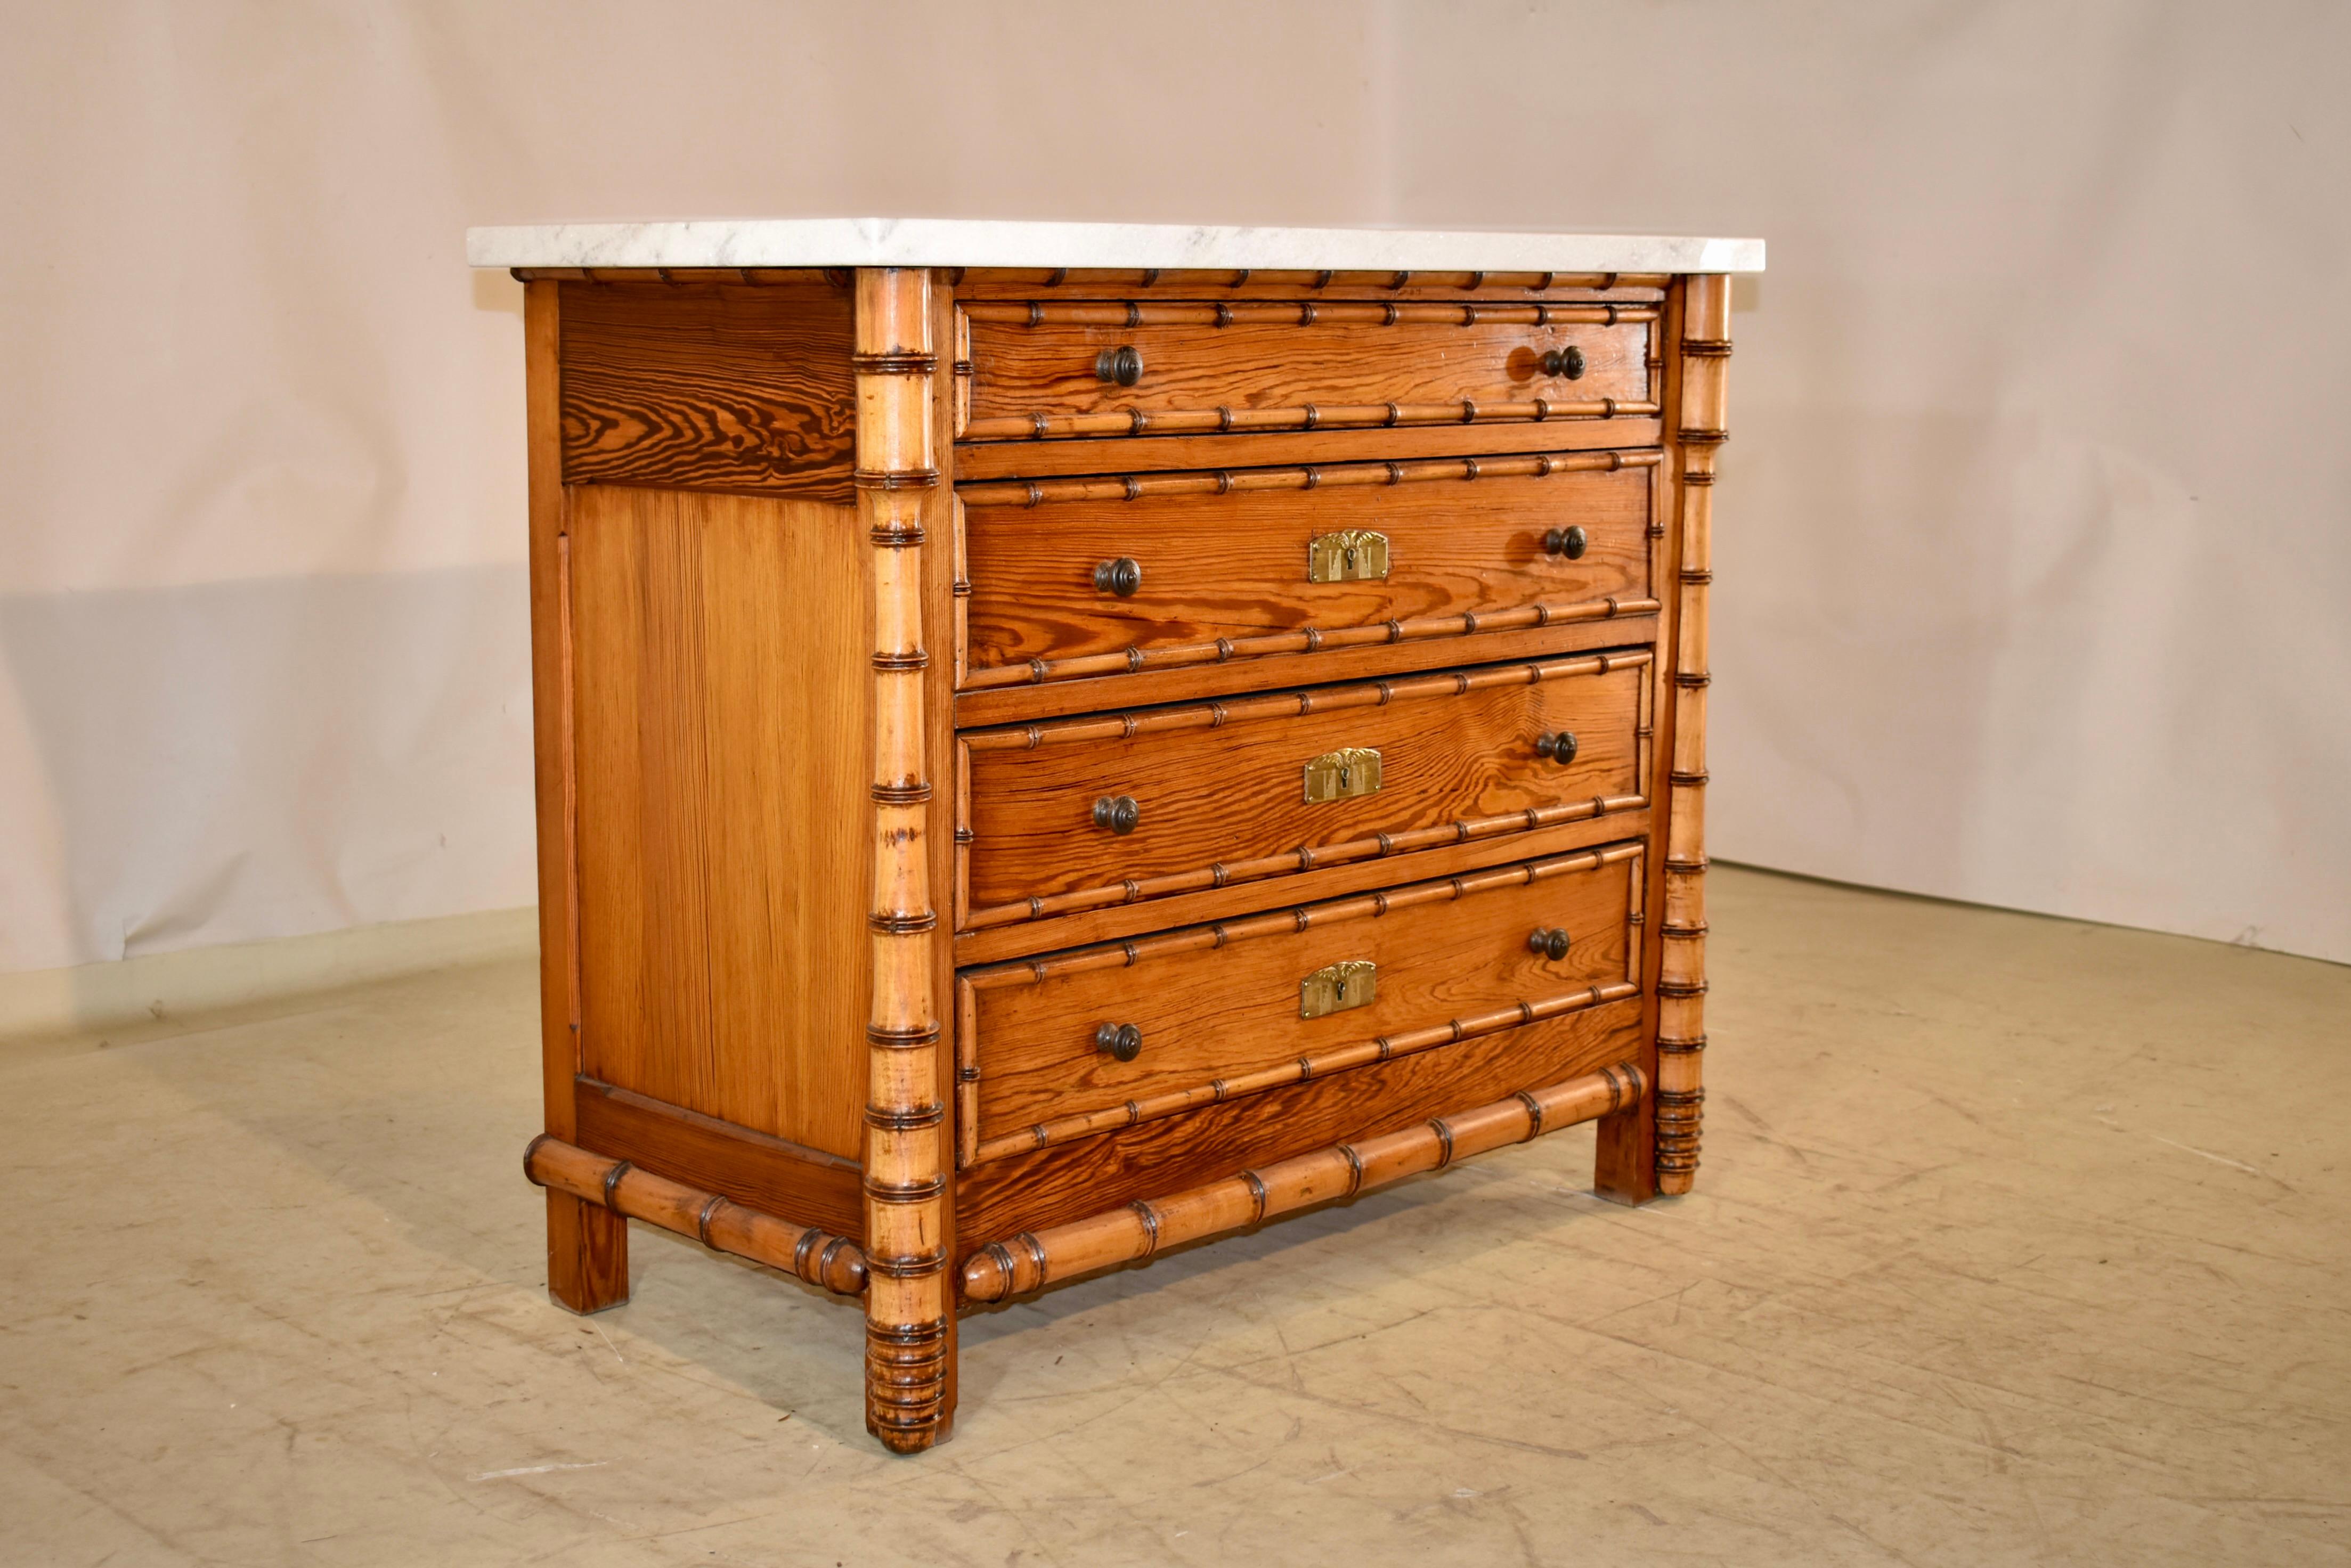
[466,218,1764,274]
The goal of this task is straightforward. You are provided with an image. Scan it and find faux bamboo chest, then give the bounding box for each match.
[469,218,1765,1453]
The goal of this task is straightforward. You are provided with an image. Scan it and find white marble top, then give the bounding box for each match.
[466,218,1763,274]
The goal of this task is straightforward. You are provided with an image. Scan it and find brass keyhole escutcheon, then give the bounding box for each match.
[1303,747,1382,803]
[1306,529,1389,584]
[1300,960,1377,1019]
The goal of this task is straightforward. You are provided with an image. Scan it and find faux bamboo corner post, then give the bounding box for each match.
[855,267,954,1453]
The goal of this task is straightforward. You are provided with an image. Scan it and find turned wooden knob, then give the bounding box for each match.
[1535,731,1579,764]
[1540,345,1587,379]
[1543,525,1589,560]
[1093,557,1143,597]
[1095,1022,1143,1061]
[1527,927,1572,961]
[1094,345,1144,386]
[1092,794,1140,834]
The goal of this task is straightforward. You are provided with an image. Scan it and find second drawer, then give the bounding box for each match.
[958,650,1653,930]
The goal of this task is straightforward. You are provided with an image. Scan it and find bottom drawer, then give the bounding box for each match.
[956,841,1644,1168]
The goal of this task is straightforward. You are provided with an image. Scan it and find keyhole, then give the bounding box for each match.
[1333,977,1348,1001]
[1337,765,1351,789]
[1343,545,1358,571]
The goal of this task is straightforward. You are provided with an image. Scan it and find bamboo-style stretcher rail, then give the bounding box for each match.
[972,981,1641,1166]
[958,447,1660,509]
[965,843,1642,988]
[962,1060,1649,1301]
[961,791,1646,932]
[964,649,1650,750]
[961,597,1659,691]
[962,397,1659,443]
[524,1134,866,1295]
[961,300,1659,328]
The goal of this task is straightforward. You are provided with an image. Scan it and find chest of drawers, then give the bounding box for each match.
[474,219,1762,1453]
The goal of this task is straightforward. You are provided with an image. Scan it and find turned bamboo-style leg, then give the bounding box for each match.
[1657,274,1731,1196]
[856,268,952,1454]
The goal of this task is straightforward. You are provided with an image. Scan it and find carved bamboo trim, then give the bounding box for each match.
[963,397,1659,443]
[962,300,1660,328]
[513,266,1670,293]
[1656,275,1729,1197]
[974,979,1639,1165]
[856,267,949,1454]
[959,447,1660,509]
[966,649,1650,751]
[961,597,1659,692]
[524,1135,865,1294]
[967,843,1641,990]
[962,1061,1649,1301]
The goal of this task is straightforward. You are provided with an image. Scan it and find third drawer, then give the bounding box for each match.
[957,648,1652,931]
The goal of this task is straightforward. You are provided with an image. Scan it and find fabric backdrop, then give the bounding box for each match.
[4,0,2345,973]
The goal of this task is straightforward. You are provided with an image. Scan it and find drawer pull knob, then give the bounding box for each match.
[1300,959,1378,1019]
[1094,345,1144,386]
[1092,557,1143,597]
[1528,927,1573,961]
[1091,794,1141,834]
[1543,525,1589,560]
[1540,345,1587,380]
[1303,747,1383,803]
[1535,731,1579,764]
[1094,1022,1143,1062]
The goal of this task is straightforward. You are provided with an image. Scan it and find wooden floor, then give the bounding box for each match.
[4,868,2346,1566]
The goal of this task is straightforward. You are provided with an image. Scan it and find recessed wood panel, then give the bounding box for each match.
[567,485,869,1157]
[559,280,856,499]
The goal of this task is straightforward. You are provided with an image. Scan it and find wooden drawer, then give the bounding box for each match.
[956,843,1644,1167]
[958,451,1659,692]
[958,299,1657,442]
[957,650,1651,932]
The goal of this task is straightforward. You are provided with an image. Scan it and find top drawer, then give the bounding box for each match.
[958,300,1657,443]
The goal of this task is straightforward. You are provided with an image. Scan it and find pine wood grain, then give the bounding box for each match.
[567,485,871,1159]
[955,996,1646,1257]
[964,846,1640,1159]
[963,305,1652,440]
[559,280,856,498]
[962,461,1652,680]
[961,655,1646,922]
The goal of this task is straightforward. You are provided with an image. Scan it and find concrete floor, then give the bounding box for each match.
[3,868,2346,1566]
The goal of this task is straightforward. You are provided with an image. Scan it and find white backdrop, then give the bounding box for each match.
[4,0,2345,973]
